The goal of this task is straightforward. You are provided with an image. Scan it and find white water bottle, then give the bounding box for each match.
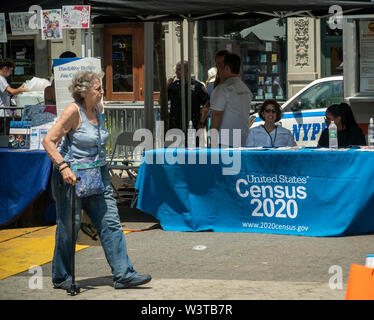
[198,127,208,148]
[187,120,196,148]
[368,117,374,147]
[365,254,374,268]
[329,120,338,149]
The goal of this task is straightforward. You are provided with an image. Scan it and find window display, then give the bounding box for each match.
[112,34,134,93]
[6,39,35,88]
[103,23,163,101]
[199,18,287,102]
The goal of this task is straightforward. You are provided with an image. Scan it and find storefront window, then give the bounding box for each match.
[323,18,342,37]
[112,34,133,92]
[103,22,164,101]
[199,18,287,101]
[321,18,343,77]
[6,39,35,88]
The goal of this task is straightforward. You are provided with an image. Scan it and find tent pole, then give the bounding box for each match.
[180,20,186,133]
[87,24,92,57]
[187,18,193,129]
[144,21,154,134]
[81,29,86,58]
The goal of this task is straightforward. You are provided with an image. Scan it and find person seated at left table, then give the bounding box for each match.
[246,99,296,148]
[0,58,29,114]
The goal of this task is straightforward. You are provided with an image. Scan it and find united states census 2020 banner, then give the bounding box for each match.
[216,150,374,236]
[235,173,309,234]
[135,148,374,237]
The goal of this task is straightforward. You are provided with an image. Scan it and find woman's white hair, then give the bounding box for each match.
[69,70,104,102]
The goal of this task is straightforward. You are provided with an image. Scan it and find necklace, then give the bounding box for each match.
[263,125,277,147]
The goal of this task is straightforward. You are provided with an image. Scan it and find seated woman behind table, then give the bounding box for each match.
[318,103,366,148]
[246,99,296,147]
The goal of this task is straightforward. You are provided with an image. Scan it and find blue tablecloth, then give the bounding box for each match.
[135,148,374,236]
[0,148,52,225]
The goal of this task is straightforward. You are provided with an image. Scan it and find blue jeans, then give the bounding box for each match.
[51,165,137,287]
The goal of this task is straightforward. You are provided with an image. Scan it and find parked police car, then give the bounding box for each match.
[250,76,343,147]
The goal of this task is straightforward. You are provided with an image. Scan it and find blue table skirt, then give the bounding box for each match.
[135,148,374,236]
[0,148,53,225]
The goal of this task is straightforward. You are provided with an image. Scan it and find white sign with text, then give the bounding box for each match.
[54,57,101,117]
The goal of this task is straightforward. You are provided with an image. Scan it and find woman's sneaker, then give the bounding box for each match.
[114,274,152,289]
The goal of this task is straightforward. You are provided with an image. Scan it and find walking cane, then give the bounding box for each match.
[68,176,81,296]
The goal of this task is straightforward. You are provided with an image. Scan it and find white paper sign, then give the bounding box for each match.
[30,123,54,150]
[62,5,90,29]
[359,20,374,92]
[9,12,38,35]
[54,57,102,116]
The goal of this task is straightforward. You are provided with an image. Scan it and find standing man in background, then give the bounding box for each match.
[198,50,229,130]
[213,50,229,88]
[210,53,253,147]
[168,61,208,131]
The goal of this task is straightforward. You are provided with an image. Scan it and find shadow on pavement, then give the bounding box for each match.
[118,204,160,231]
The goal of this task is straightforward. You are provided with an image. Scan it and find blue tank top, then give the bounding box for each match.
[59,103,109,166]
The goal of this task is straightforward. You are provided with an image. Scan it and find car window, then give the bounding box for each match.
[283,80,343,112]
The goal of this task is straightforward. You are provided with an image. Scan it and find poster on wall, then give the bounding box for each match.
[359,20,374,92]
[62,5,90,29]
[54,57,101,116]
[9,12,38,35]
[0,13,7,43]
[41,9,63,40]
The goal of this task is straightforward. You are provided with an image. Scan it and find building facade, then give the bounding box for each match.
[1,17,342,108]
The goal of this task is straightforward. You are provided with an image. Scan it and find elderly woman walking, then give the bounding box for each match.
[42,71,151,290]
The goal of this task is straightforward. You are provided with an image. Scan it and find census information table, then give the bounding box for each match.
[135,148,374,236]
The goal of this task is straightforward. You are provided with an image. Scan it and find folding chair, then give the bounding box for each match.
[107,132,141,207]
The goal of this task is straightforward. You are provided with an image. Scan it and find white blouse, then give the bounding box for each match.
[245,125,296,148]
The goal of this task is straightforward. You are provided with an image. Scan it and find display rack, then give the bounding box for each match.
[241,40,285,101]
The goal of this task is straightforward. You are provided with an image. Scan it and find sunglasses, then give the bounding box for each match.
[264,109,277,114]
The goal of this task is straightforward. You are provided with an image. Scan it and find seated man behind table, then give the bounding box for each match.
[246,99,296,147]
[168,61,208,130]
[210,53,253,147]
[318,102,366,147]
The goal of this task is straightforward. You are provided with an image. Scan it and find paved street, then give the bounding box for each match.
[1,206,373,302]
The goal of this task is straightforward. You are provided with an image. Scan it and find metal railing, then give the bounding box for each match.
[2,104,160,160]
[103,103,160,159]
